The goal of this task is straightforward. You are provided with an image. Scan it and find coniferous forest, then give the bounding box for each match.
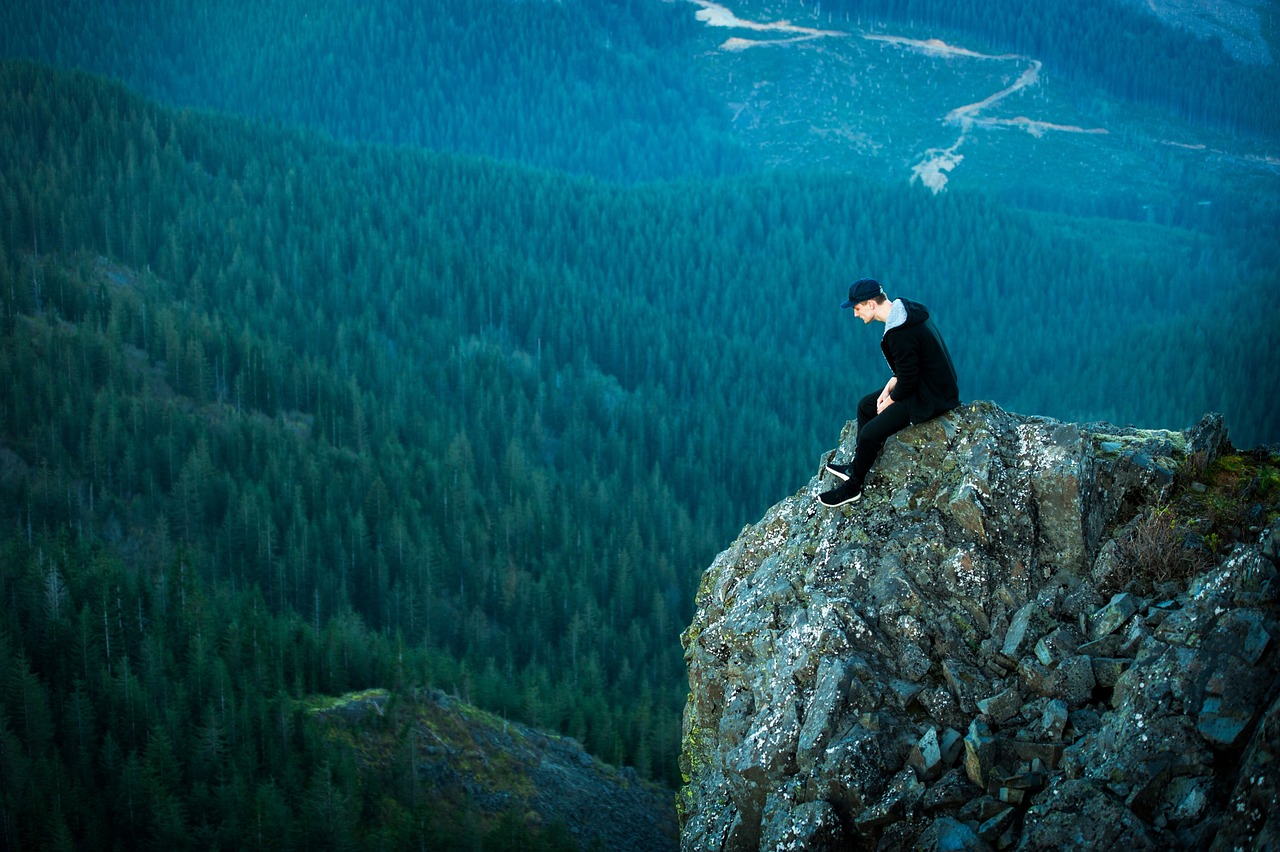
[1,0,1278,848]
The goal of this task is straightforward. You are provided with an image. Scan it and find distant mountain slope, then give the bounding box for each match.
[1113,0,1272,65]
[0,0,750,183]
[813,0,1278,134]
[3,0,1276,209]
[674,0,1280,218]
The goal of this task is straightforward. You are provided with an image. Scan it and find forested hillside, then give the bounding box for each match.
[0,3,1277,846]
[826,0,1279,137]
[3,0,1275,190]
[0,0,750,183]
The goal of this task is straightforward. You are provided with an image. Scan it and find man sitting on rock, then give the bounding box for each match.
[820,277,961,507]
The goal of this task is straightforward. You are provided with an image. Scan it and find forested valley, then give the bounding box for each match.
[1,0,1277,848]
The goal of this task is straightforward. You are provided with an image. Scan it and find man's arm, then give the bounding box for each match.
[886,335,921,407]
[876,376,897,414]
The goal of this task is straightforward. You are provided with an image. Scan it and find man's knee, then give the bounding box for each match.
[859,406,911,446]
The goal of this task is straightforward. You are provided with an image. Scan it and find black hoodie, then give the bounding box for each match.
[881,299,960,424]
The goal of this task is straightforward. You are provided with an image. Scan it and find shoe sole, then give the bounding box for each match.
[824,463,851,482]
[819,491,862,508]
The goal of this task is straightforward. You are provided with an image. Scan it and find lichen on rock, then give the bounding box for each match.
[680,402,1279,850]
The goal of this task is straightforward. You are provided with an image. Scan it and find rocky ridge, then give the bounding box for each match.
[679,402,1279,850]
[311,687,679,850]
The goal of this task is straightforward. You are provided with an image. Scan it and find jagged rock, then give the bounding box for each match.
[679,403,1277,851]
[975,803,1018,845]
[887,677,926,709]
[899,638,935,681]
[796,657,858,770]
[957,795,1005,825]
[1016,657,1054,696]
[1033,626,1080,667]
[759,797,846,851]
[1002,602,1057,658]
[1077,633,1123,658]
[1038,699,1069,741]
[1203,608,1271,665]
[943,658,989,714]
[1261,517,1280,566]
[1005,739,1063,770]
[1059,579,1105,623]
[939,727,965,766]
[919,685,967,730]
[1196,696,1252,748]
[977,686,1022,724]
[1088,592,1139,640]
[1067,706,1103,737]
[922,768,981,812]
[909,727,946,782]
[1004,769,1047,791]
[998,786,1026,805]
[963,718,998,789]
[1186,412,1228,458]
[1160,774,1211,826]
[1118,616,1152,657]
[1047,655,1096,705]
[856,767,925,830]
[917,816,992,851]
[1210,690,1280,850]
[1090,657,1130,688]
[1089,537,1129,591]
[1021,779,1160,849]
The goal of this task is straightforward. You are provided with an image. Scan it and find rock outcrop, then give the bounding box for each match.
[679,402,1279,850]
[311,687,679,851]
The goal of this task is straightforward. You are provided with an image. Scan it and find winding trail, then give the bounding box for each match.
[683,2,1110,192]
[687,0,846,48]
[865,35,1108,191]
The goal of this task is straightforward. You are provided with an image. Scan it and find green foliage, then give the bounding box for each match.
[1111,447,1280,594]
[1193,451,1280,536]
[1111,503,1210,594]
[0,532,605,849]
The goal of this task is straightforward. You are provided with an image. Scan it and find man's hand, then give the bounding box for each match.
[876,377,897,414]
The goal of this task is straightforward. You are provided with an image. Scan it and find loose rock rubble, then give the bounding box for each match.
[679,402,1279,851]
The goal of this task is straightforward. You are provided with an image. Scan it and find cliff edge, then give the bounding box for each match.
[680,402,1279,850]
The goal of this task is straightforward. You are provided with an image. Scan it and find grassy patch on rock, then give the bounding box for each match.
[1106,447,1280,595]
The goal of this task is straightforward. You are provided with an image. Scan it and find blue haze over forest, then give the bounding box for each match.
[0,0,1276,847]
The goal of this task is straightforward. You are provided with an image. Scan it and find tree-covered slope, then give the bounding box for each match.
[0,0,751,184]
[676,0,1280,223]
[823,0,1280,137]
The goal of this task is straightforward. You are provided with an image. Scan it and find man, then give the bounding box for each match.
[819,277,960,507]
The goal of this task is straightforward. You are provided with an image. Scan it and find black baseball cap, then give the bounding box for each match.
[841,278,882,309]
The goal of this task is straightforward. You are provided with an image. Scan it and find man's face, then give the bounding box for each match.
[852,300,874,323]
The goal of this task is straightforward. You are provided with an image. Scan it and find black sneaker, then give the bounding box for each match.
[818,479,863,507]
[825,461,854,482]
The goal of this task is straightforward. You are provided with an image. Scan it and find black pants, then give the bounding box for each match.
[850,391,913,485]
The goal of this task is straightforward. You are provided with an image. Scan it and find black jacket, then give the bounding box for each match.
[881,299,960,424]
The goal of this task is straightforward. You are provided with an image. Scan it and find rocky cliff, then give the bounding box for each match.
[679,402,1279,850]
